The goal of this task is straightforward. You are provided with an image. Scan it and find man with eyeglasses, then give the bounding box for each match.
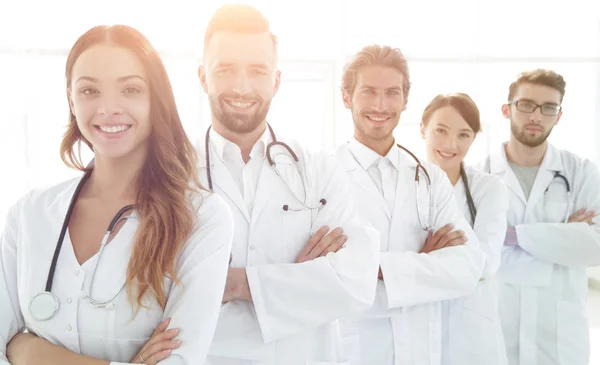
[479,69,600,365]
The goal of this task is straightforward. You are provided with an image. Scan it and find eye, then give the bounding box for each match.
[123,86,142,94]
[459,133,471,138]
[80,87,99,96]
[252,68,268,76]
[435,128,446,134]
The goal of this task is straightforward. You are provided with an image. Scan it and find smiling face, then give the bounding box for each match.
[421,105,476,171]
[68,44,151,160]
[199,31,280,135]
[342,65,407,149]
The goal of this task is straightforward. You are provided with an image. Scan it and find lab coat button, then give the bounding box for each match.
[250,245,255,251]
[67,325,72,331]
[67,297,72,304]
[75,270,80,276]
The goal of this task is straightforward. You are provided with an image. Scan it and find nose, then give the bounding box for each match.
[529,106,543,122]
[231,70,252,96]
[373,94,388,113]
[97,95,123,116]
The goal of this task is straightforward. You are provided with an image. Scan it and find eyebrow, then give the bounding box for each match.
[437,122,473,133]
[215,62,271,70]
[518,98,559,106]
[359,85,403,91]
[74,75,147,84]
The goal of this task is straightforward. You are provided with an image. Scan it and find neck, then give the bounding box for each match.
[83,150,145,202]
[355,133,394,157]
[443,164,462,186]
[213,120,267,163]
[506,137,547,166]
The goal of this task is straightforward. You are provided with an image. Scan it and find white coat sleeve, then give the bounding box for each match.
[472,176,509,278]
[246,154,380,344]
[379,165,486,308]
[516,160,600,267]
[112,193,234,365]
[0,198,27,364]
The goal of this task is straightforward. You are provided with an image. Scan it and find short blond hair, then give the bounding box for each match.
[342,45,411,97]
[508,69,566,103]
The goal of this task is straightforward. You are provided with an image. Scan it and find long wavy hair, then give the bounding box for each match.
[61,25,203,310]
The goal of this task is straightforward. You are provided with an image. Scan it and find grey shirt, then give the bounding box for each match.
[508,161,540,200]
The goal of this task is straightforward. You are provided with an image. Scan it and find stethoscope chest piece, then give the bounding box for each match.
[29,291,60,321]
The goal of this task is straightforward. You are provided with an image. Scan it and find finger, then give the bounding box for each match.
[569,209,589,222]
[144,339,181,362]
[145,328,179,348]
[145,348,174,365]
[308,227,344,258]
[420,231,435,253]
[436,230,465,250]
[320,235,348,256]
[431,224,454,245]
[299,226,329,258]
[444,236,468,248]
[151,318,171,337]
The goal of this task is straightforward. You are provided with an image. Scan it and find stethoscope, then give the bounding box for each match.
[545,171,572,223]
[396,144,434,231]
[28,163,135,321]
[486,157,572,223]
[204,124,327,212]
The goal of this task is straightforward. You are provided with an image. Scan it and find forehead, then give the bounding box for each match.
[355,65,404,89]
[71,44,146,81]
[513,82,562,104]
[429,106,472,131]
[204,31,275,68]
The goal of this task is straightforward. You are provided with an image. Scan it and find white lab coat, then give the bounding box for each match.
[334,142,485,365]
[441,166,508,365]
[0,177,234,365]
[197,131,380,365]
[477,142,600,365]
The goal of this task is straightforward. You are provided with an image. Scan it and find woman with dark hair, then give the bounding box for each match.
[421,93,508,365]
[0,25,233,365]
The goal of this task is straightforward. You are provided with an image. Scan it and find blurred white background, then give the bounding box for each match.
[1,1,599,359]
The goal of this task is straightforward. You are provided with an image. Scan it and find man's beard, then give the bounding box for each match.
[209,93,271,134]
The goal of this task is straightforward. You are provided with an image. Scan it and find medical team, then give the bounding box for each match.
[0,3,599,365]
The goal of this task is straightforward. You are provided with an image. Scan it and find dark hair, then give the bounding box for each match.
[62,25,203,311]
[422,93,481,225]
[203,4,277,53]
[508,68,566,103]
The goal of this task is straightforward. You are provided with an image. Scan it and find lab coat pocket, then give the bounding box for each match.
[557,301,589,365]
[281,209,312,263]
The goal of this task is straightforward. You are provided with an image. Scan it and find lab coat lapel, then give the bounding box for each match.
[388,151,411,239]
[525,144,564,217]
[251,157,279,223]
[490,144,528,206]
[336,143,390,220]
[198,143,250,222]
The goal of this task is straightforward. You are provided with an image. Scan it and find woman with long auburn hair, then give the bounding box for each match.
[420,93,508,365]
[0,25,233,365]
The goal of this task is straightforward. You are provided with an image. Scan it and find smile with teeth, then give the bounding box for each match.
[438,151,457,158]
[226,100,256,109]
[96,125,132,133]
[365,115,390,122]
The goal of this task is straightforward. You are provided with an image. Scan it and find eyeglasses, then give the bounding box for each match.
[509,100,562,116]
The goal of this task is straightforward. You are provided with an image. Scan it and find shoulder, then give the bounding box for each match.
[12,177,80,216]
[465,165,507,197]
[191,189,234,230]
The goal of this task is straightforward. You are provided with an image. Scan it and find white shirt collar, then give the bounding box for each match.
[209,126,273,164]
[348,138,401,171]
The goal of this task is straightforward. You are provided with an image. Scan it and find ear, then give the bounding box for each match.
[198,65,208,94]
[273,70,282,96]
[420,121,426,139]
[501,104,511,119]
[342,89,352,109]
